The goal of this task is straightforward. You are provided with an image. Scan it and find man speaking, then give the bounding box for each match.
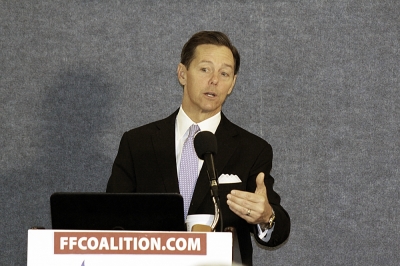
[106,31,290,265]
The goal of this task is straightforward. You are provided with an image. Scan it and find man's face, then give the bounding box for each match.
[177,44,237,122]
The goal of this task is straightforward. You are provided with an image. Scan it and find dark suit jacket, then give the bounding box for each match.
[107,110,290,265]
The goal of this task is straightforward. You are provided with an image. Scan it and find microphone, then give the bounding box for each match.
[194,131,223,232]
[194,131,219,197]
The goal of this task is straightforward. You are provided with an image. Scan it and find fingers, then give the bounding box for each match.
[255,172,266,193]
[227,190,265,214]
[227,188,267,224]
[229,189,262,203]
[226,195,259,222]
[226,172,271,224]
[255,172,269,199]
[229,172,266,204]
[228,192,261,210]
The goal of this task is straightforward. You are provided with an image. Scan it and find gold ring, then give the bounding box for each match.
[246,209,251,216]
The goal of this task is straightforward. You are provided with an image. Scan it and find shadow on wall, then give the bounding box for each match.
[0,64,118,264]
[41,63,115,192]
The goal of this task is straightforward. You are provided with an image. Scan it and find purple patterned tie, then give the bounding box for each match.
[178,124,200,218]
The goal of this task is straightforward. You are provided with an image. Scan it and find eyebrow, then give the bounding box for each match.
[199,60,234,69]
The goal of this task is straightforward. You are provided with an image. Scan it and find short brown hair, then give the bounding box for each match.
[180,31,240,75]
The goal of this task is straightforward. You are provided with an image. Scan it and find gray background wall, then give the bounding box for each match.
[1,0,399,265]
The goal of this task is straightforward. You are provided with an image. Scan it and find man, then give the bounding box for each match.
[107,31,290,265]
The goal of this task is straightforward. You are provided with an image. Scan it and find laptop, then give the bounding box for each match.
[50,192,186,231]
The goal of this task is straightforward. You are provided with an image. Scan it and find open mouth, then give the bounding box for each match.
[205,92,216,97]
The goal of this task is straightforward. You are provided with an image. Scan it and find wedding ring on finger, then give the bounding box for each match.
[246,209,252,216]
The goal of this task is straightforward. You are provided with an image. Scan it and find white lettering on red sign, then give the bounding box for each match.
[54,232,206,255]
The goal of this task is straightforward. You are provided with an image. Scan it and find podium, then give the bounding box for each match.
[27,229,233,266]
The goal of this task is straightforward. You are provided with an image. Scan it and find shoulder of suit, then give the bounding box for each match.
[124,110,177,136]
[221,114,271,147]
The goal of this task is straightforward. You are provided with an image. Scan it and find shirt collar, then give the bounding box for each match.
[176,106,221,139]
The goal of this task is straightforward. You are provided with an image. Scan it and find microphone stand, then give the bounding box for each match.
[210,196,221,231]
[208,170,223,232]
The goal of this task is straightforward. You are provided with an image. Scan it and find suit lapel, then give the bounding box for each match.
[214,113,240,176]
[151,110,180,193]
[189,113,239,214]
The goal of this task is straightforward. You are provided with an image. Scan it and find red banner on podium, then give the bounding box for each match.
[54,231,207,255]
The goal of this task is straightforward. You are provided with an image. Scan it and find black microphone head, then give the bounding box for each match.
[194,131,218,159]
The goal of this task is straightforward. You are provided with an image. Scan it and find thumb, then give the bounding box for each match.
[255,172,266,195]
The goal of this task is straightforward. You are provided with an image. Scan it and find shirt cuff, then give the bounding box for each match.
[257,223,275,242]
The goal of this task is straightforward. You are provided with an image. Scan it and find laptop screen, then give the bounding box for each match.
[50,192,186,231]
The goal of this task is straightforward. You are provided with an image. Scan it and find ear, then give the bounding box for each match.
[177,63,187,86]
[227,74,237,95]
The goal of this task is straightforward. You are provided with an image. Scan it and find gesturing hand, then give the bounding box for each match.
[227,172,273,225]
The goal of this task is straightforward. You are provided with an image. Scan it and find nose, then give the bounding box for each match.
[209,72,218,85]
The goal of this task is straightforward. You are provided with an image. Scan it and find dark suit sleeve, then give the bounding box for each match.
[106,132,136,193]
[247,143,291,247]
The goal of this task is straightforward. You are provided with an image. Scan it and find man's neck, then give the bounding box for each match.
[177,107,221,137]
[181,106,221,123]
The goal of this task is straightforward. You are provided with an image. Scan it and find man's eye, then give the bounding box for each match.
[201,68,208,72]
[221,72,229,77]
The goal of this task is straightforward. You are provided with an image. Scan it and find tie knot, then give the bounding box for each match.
[188,124,200,138]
